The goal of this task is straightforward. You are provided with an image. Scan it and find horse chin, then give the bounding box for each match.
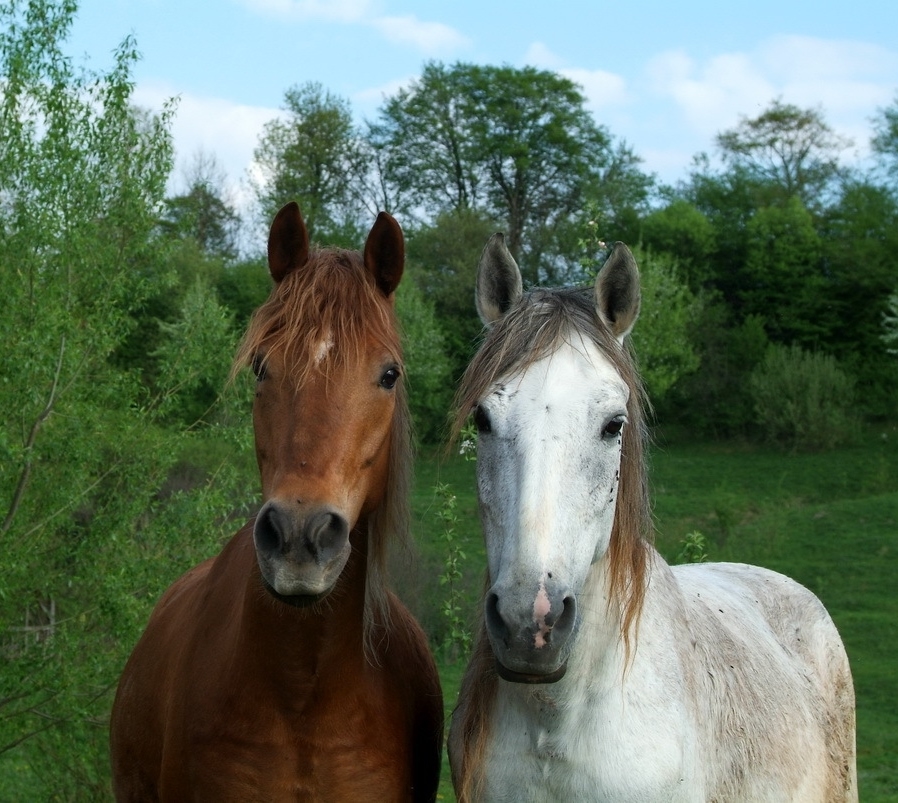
[261,578,334,609]
[494,659,568,684]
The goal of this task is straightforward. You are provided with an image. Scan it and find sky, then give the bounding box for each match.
[66,0,898,215]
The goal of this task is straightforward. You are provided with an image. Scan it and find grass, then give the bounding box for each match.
[410,425,898,801]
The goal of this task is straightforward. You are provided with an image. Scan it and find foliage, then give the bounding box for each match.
[749,344,858,451]
[871,91,898,183]
[0,2,253,796]
[715,98,850,208]
[741,196,826,346]
[674,530,710,564]
[251,82,364,244]
[885,292,898,356]
[394,280,454,443]
[640,199,715,291]
[434,482,471,662]
[404,208,496,384]
[159,151,241,260]
[668,302,769,437]
[371,62,652,285]
[626,246,701,403]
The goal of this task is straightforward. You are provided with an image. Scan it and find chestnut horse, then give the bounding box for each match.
[448,234,856,801]
[110,203,443,801]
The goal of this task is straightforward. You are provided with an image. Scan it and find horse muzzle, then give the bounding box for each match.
[253,499,351,600]
[484,582,578,684]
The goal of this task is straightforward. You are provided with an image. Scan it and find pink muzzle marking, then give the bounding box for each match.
[533,583,552,649]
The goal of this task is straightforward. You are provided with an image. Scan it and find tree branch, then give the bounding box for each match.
[1,335,66,537]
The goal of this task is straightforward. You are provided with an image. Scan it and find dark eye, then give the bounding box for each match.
[379,366,400,390]
[602,416,625,438]
[473,405,492,434]
[251,354,267,382]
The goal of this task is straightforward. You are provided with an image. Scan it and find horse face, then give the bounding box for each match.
[474,338,629,682]
[246,202,405,605]
[250,342,399,602]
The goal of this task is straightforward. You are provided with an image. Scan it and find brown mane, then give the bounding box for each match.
[450,285,652,801]
[233,246,412,654]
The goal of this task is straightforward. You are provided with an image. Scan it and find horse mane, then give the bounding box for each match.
[450,285,652,801]
[232,246,412,656]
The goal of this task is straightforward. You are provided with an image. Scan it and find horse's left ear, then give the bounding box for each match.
[268,201,309,283]
[594,242,640,342]
[364,212,404,296]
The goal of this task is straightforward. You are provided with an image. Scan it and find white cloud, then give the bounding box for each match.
[368,15,470,54]
[563,67,629,110]
[134,83,281,212]
[524,41,564,70]
[353,76,413,116]
[642,35,898,162]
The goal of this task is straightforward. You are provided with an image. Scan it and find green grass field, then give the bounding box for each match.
[409,426,898,801]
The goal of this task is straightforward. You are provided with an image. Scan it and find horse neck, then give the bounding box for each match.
[239,518,374,677]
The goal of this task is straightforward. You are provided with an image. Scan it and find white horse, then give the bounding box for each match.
[448,235,857,802]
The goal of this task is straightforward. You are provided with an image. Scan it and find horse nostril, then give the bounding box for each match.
[254,504,284,557]
[555,594,577,637]
[485,592,511,646]
[305,510,349,560]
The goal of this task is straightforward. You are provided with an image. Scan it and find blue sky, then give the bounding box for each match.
[67,0,898,211]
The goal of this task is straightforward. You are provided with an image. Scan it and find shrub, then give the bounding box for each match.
[749,344,858,451]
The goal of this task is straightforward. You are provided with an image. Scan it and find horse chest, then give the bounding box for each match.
[482,684,696,802]
[167,672,415,800]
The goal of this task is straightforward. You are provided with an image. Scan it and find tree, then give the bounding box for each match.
[871,92,898,183]
[372,62,652,285]
[0,2,249,795]
[715,99,850,209]
[252,82,364,244]
[741,196,826,346]
[160,151,242,260]
[640,199,715,291]
[404,209,498,391]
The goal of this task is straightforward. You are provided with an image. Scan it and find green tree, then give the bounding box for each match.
[0,2,250,795]
[871,91,898,183]
[160,151,241,260]
[716,99,850,209]
[373,62,652,285]
[252,82,364,244]
[741,196,826,346]
[640,199,715,291]
[627,246,702,403]
[405,208,497,385]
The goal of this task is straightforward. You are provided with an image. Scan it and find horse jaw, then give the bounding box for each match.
[476,337,628,682]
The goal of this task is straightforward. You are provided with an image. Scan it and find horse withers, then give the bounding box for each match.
[448,234,856,802]
[110,203,443,801]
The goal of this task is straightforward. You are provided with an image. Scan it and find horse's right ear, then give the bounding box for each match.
[267,202,309,283]
[594,242,640,343]
[476,233,523,326]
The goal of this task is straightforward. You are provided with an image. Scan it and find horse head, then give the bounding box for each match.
[244,202,405,605]
[465,234,641,682]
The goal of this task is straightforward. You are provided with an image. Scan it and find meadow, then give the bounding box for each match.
[406,425,898,802]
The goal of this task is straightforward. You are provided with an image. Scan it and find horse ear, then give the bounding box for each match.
[476,232,523,326]
[267,202,309,283]
[594,242,640,342]
[364,212,404,296]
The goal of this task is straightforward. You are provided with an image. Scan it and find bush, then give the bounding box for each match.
[749,344,858,451]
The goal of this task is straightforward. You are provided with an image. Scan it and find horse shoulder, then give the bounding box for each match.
[110,550,220,800]
[378,593,444,801]
[668,561,856,801]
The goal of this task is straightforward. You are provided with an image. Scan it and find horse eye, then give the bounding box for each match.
[602,417,625,438]
[251,354,267,382]
[379,366,400,390]
[473,405,492,434]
